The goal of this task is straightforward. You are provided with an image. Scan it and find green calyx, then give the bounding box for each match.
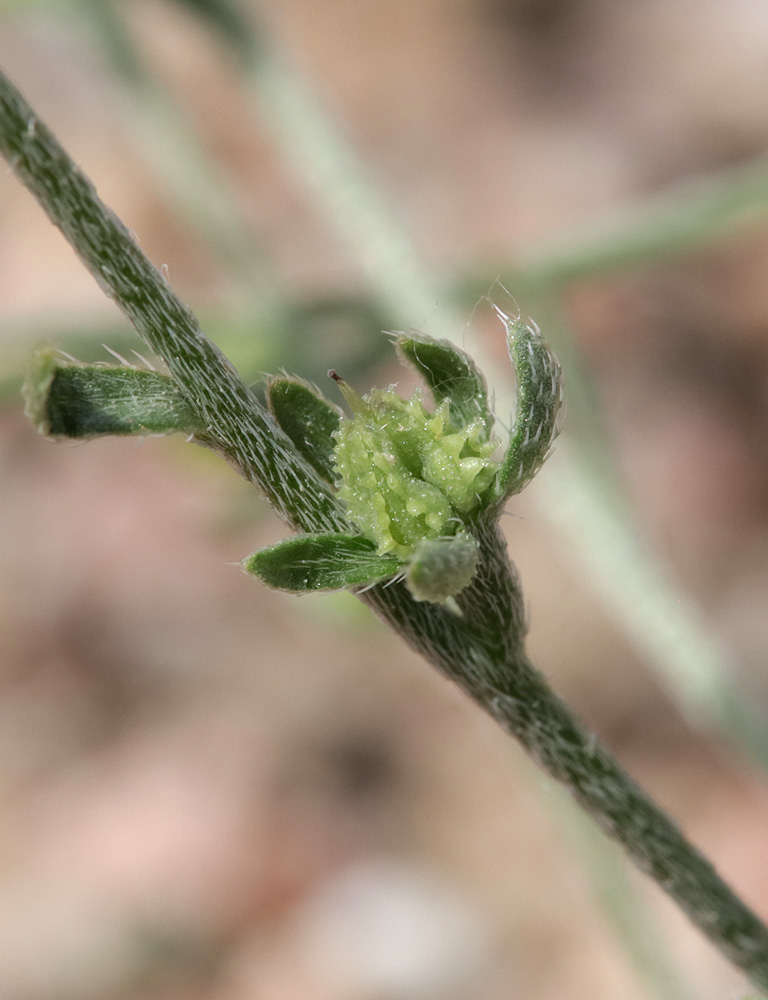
[28,317,562,609]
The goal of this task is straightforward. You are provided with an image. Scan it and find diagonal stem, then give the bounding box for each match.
[365,520,768,992]
[0,66,343,534]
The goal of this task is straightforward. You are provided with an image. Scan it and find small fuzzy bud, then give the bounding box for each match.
[406,532,480,605]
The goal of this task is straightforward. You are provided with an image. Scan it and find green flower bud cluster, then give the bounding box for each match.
[332,384,499,560]
[243,313,563,612]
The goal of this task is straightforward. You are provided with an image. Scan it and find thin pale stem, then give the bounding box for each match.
[540,443,768,770]
[552,789,694,1000]
[3,65,768,992]
[81,0,282,315]
[512,153,768,289]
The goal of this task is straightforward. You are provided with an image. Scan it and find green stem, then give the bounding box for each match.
[3,65,768,993]
[365,520,768,992]
[0,66,343,533]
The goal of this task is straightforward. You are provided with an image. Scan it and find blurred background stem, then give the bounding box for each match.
[82,0,283,318]
[506,152,768,291]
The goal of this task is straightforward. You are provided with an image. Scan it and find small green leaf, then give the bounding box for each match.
[23,350,198,439]
[243,533,402,592]
[397,331,493,437]
[495,312,563,501]
[267,377,341,483]
[405,532,480,605]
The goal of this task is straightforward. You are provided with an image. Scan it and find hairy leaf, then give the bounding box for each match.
[496,313,563,501]
[24,351,198,439]
[268,377,341,483]
[397,331,493,437]
[243,533,402,592]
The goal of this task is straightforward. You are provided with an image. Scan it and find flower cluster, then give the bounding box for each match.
[243,312,562,611]
[332,382,498,558]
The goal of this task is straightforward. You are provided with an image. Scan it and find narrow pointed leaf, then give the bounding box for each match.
[397,332,493,437]
[243,533,402,592]
[496,314,563,500]
[267,377,341,483]
[24,351,198,439]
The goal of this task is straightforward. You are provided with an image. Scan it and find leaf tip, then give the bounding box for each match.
[22,347,58,438]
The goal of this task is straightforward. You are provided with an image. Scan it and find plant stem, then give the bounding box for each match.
[0,66,343,534]
[453,152,768,305]
[365,520,768,992]
[3,65,768,992]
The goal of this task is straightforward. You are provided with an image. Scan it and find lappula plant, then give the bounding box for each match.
[3,67,768,993]
[247,318,559,611]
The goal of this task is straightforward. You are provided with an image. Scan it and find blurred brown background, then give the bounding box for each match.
[2,1,768,997]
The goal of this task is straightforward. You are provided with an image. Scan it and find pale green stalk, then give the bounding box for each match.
[512,153,768,290]
[540,445,768,768]
[179,0,447,327]
[3,66,768,994]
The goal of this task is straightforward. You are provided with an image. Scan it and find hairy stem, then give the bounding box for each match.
[0,66,343,534]
[2,66,768,992]
[365,520,768,990]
